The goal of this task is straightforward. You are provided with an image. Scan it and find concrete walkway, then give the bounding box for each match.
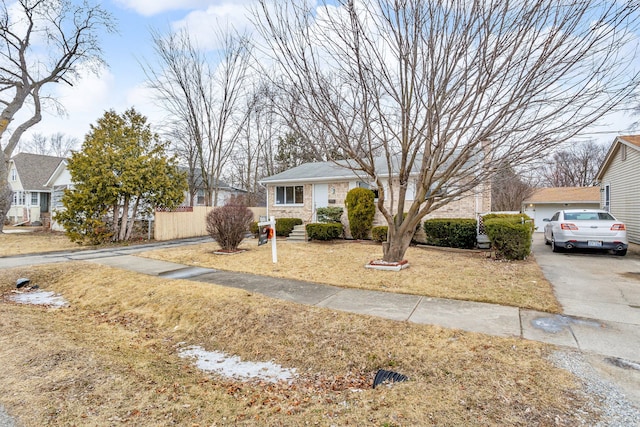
[1,237,638,364]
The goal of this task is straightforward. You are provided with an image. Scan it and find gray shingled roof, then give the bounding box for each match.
[11,153,65,191]
[260,156,427,184]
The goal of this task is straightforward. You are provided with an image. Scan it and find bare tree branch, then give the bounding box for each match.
[253,0,640,261]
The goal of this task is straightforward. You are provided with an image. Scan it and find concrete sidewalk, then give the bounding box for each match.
[88,253,639,364]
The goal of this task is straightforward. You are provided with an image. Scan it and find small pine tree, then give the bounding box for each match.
[345,187,376,240]
[206,195,253,252]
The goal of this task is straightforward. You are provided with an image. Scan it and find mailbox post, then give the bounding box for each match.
[257,216,277,263]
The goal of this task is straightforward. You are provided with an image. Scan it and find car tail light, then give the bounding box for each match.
[611,223,626,231]
[560,223,578,230]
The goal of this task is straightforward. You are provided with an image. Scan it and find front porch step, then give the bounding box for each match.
[287,224,307,242]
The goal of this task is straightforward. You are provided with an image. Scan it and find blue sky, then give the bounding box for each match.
[19,0,640,149]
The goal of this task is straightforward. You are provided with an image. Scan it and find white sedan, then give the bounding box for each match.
[543,209,628,256]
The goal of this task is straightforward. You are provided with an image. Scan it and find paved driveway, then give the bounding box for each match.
[532,233,640,326]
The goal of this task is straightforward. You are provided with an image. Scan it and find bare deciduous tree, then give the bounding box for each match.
[540,140,609,187]
[0,0,114,231]
[143,27,253,207]
[491,163,535,212]
[21,132,79,157]
[254,0,640,262]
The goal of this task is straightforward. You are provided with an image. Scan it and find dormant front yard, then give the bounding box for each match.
[0,231,598,426]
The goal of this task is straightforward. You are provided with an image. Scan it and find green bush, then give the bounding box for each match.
[484,215,533,260]
[275,218,303,237]
[316,206,344,223]
[372,226,388,242]
[423,218,477,249]
[249,221,259,237]
[345,187,376,239]
[306,223,343,241]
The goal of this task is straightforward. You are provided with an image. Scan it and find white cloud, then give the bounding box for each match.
[19,65,117,144]
[170,2,257,50]
[113,0,246,17]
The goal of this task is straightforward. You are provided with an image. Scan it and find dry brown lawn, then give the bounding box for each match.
[0,263,596,426]
[0,228,81,256]
[141,239,561,312]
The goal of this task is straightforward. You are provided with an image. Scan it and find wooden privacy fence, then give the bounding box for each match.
[154,206,267,241]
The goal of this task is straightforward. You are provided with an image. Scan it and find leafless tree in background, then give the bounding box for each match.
[227,82,280,205]
[491,163,535,212]
[540,140,609,187]
[0,0,114,231]
[143,27,253,206]
[21,132,79,157]
[254,0,640,262]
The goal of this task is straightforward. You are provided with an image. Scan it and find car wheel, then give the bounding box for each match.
[551,236,562,253]
[615,249,627,256]
[544,235,551,245]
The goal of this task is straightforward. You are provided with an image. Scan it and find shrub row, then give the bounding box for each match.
[423,218,477,249]
[483,213,533,260]
[306,223,343,241]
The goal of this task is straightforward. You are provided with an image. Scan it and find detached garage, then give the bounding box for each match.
[522,187,600,232]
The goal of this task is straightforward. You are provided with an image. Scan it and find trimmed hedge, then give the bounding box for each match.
[372,226,388,242]
[306,223,343,241]
[275,217,303,237]
[483,213,533,260]
[316,207,344,223]
[423,218,477,249]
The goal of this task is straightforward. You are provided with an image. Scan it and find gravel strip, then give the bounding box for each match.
[549,350,640,426]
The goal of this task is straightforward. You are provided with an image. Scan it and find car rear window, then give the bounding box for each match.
[563,212,615,221]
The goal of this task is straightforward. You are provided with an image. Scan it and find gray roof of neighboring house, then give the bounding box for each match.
[178,166,246,192]
[11,153,65,191]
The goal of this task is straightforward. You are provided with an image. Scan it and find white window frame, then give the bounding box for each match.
[30,192,39,206]
[10,168,17,182]
[604,184,611,211]
[275,185,304,205]
[12,191,25,206]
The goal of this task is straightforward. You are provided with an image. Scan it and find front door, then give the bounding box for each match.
[313,184,328,222]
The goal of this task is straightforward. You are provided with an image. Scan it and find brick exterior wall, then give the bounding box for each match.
[266,180,491,238]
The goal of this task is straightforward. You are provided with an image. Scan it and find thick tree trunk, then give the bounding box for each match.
[382,229,413,262]
[118,197,130,241]
[125,198,140,241]
[0,155,12,232]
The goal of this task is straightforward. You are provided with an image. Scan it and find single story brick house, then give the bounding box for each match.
[595,135,640,244]
[522,187,600,233]
[259,157,491,235]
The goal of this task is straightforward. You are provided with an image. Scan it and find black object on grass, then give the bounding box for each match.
[373,369,408,388]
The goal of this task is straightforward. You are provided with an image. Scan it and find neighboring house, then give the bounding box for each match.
[595,135,640,244]
[7,153,65,226]
[180,167,247,207]
[522,187,600,232]
[259,157,491,232]
[44,158,72,231]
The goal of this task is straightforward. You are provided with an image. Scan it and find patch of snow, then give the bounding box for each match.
[178,345,296,383]
[8,290,69,308]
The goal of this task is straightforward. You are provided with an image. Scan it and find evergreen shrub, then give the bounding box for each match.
[423,218,477,249]
[306,223,343,241]
[372,226,388,242]
[316,206,344,223]
[345,187,376,239]
[275,217,303,236]
[483,213,533,260]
